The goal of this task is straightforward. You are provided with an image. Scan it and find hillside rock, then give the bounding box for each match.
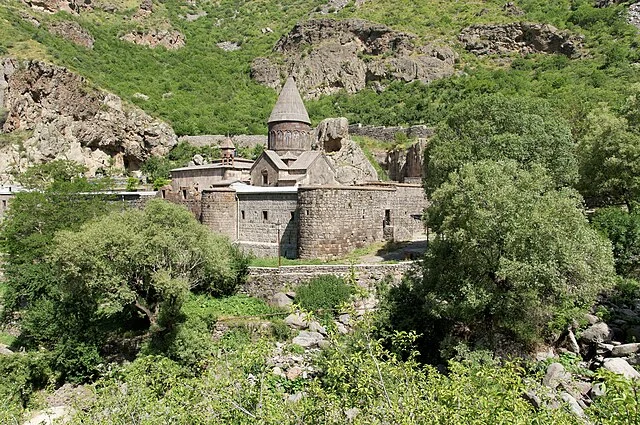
[459,23,582,57]
[387,139,427,183]
[314,118,378,184]
[47,21,94,48]
[21,0,92,14]
[629,3,640,29]
[252,19,456,98]
[120,29,185,49]
[0,59,177,181]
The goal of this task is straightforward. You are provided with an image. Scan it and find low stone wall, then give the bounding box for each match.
[242,262,416,299]
[349,124,434,143]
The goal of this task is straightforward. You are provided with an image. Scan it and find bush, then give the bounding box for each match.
[0,352,53,408]
[591,207,640,278]
[295,275,353,313]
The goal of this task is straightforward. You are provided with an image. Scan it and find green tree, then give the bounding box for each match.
[424,94,577,196]
[407,161,615,354]
[1,161,115,316]
[591,207,640,279]
[49,199,247,330]
[576,106,640,210]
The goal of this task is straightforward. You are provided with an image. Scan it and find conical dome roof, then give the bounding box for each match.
[268,76,311,125]
[219,137,235,149]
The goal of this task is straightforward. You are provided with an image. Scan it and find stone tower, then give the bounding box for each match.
[220,137,235,165]
[267,76,312,156]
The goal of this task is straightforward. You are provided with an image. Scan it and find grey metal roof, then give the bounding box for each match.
[260,150,289,170]
[288,151,321,170]
[267,76,311,125]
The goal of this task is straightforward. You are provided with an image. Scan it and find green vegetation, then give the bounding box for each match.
[0,0,638,140]
[424,94,577,196]
[295,275,353,313]
[390,161,616,360]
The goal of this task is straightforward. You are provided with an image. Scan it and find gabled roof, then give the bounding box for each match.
[253,150,289,171]
[288,151,335,173]
[268,76,311,125]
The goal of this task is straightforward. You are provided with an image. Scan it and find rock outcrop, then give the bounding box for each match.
[315,117,378,184]
[21,0,92,14]
[629,3,640,29]
[120,29,185,49]
[47,20,94,48]
[251,19,456,98]
[0,59,177,181]
[459,23,582,57]
[387,139,427,183]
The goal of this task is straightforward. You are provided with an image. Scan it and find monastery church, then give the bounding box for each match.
[163,77,427,260]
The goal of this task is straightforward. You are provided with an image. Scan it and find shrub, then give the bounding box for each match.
[295,275,353,313]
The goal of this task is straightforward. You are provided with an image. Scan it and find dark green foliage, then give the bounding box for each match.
[0,161,116,316]
[295,275,353,312]
[424,94,577,196]
[577,105,640,209]
[591,207,640,278]
[396,161,615,357]
[0,352,52,408]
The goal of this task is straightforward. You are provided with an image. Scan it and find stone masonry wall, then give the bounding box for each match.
[201,189,237,240]
[349,124,434,142]
[298,185,395,259]
[243,262,416,299]
[297,184,427,259]
[390,184,427,241]
[238,192,299,258]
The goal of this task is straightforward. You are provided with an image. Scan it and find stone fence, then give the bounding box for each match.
[348,124,434,143]
[242,262,416,299]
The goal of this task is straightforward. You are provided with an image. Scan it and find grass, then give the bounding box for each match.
[183,293,277,319]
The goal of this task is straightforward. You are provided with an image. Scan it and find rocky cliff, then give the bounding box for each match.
[459,22,583,57]
[0,59,177,182]
[251,19,456,98]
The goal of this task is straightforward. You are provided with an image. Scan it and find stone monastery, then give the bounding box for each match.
[163,77,427,260]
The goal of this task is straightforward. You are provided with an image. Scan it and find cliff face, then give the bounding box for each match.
[251,19,457,98]
[0,59,177,182]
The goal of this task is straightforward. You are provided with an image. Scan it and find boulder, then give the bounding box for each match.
[269,292,293,308]
[325,139,378,184]
[543,363,571,390]
[120,29,186,50]
[560,392,585,418]
[284,313,308,329]
[611,343,640,357]
[0,344,14,355]
[338,313,351,325]
[24,406,70,425]
[602,358,640,379]
[292,331,325,348]
[47,21,94,48]
[0,59,177,181]
[308,321,327,335]
[315,117,349,153]
[580,322,614,344]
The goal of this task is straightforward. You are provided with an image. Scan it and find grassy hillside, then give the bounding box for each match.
[1,0,639,137]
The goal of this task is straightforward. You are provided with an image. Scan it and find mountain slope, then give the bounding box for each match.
[1,0,639,138]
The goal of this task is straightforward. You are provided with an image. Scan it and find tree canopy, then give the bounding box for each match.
[576,105,640,210]
[407,161,615,353]
[424,94,578,196]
